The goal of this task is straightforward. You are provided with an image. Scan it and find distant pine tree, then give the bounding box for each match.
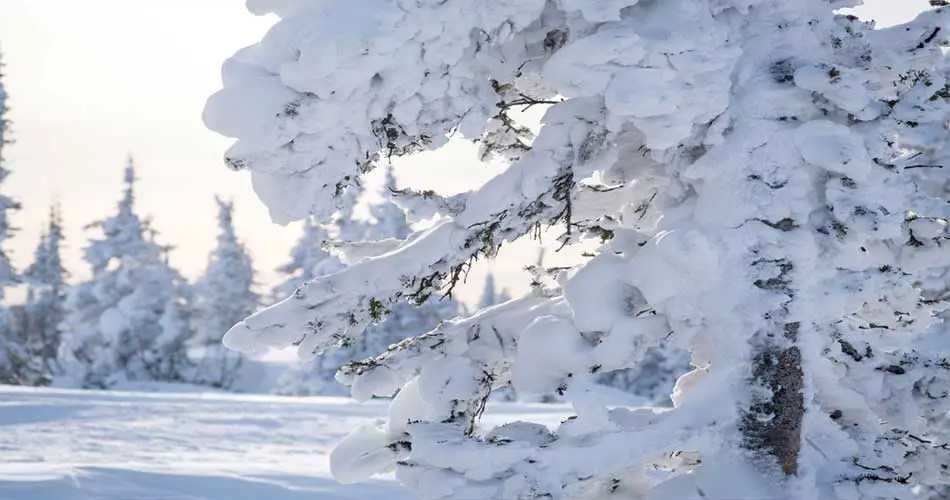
[192,197,259,389]
[366,165,411,240]
[332,180,367,243]
[275,167,461,396]
[20,204,68,375]
[0,55,43,386]
[272,216,340,301]
[477,271,511,310]
[59,158,192,388]
[0,52,19,296]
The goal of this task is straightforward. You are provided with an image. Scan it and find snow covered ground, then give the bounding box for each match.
[0,385,569,499]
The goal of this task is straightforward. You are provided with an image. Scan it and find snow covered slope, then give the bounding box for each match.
[0,385,568,499]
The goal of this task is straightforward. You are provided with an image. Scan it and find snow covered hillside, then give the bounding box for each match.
[0,385,568,499]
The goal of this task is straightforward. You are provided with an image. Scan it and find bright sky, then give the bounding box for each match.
[0,0,930,304]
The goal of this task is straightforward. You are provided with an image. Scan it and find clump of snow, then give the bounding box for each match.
[794,119,870,178]
[330,424,401,484]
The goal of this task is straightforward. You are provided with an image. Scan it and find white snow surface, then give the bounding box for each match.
[0,385,569,499]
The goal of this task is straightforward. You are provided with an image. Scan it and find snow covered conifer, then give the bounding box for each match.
[21,204,68,372]
[0,56,40,386]
[192,197,259,389]
[59,159,192,388]
[477,271,510,310]
[208,2,950,498]
[0,53,7,155]
[366,165,411,240]
[148,290,193,382]
[345,169,461,371]
[272,216,339,300]
[275,176,460,396]
[333,181,368,243]
[0,52,19,301]
[595,343,691,406]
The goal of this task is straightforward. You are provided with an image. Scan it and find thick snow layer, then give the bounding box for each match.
[794,119,870,178]
[0,385,569,499]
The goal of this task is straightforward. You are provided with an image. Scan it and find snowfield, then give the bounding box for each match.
[0,385,568,499]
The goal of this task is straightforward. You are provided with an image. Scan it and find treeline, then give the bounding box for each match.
[0,159,467,391]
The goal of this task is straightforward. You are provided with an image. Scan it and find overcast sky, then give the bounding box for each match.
[0,0,931,304]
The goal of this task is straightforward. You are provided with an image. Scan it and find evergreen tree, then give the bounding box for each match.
[275,171,460,396]
[272,216,339,301]
[596,344,691,406]
[192,197,259,389]
[366,165,411,240]
[21,204,68,373]
[149,290,194,383]
[333,181,367,243]
[477,272,506,310]
[209,3,950,497]
[0,52,7,162]
[0,51,19,296]
[357,173,463,353]
[0,54,41,386]
[59,159,191,388]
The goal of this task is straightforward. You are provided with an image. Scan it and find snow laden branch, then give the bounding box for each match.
[224,99,609,358]
[204,0,565,224]
[330,293,720,498]
[207,0,950,498]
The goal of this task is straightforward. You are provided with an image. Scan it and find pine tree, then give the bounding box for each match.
[272,216,339,300]
[208,3,950,497]
[0,52,19,297]
[333,181,367,243]
[355,171,463,356]
[595,344,691,406]
[0,54,41,386]
[275,174,460,396]
[59,159,191,388]
[192,197,259,389]
[477,272,505,310]
[366,165,411,240]
[272,218,344,396]
[21,204,68,374]
[149,290,193,382]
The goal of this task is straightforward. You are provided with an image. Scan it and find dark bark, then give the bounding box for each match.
[741,335,805,476]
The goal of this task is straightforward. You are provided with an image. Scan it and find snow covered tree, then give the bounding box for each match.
[0,55,40,386]
[349,178,464,388]
[275,175,460,396]
[333,179,368,243]
[0,52,8,166]
[149,291,194,383]
[0,53,19,293]
[272,216,348,396]
[21,204,68,373]
[595,343,691,406]
[207,2,950,498]
[272,216,340,301]
[59,159,192,388]
[192,197,259,389]
[477,271,511,310]
[366,164,411,240]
